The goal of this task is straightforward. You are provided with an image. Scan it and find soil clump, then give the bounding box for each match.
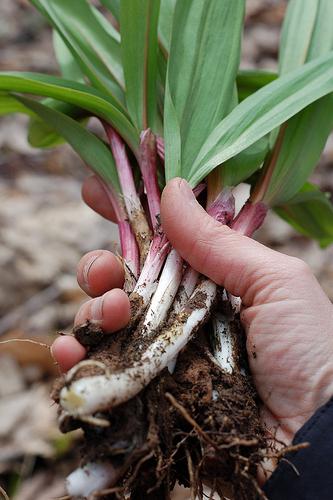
[55,311,268,499]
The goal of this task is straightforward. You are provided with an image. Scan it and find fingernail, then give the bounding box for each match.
[90,295,104,324]
[83,253,101,289]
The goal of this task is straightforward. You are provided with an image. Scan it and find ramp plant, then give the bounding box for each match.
[1,0,333,498]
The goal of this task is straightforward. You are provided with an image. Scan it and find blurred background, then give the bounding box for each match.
[0,0,332,498]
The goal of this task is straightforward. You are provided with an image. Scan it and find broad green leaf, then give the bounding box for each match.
[0,92,66,148]
[279,0,318,74]
[164,79,181,179]
[221,136,269,187]
[31,0,124,101]
[263,94,333,205]
[165,0,244,181]
[15,95,120,191]
[28,118,67,148]
[28,99,88,148]
[158,0,176,54]
[236,69,277,101]
[0,92,35,117]
[33,29,86,147]
[53,31,85,82]
[120,0,160,131]
[280,0,333,72]
[307,0,333,59]
[188,52,333,187]
[0,72,139,152]
[275,183,333,248]
[265,0,333,206]
[99,0,120,21]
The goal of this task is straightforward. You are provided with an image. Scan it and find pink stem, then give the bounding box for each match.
[139,129,161,231]
[231,201,268,237]
[207,188,235,224]
[133,232,170,305]
[99,180,139,279]
[104,125,141,214]
[118,221,140,278]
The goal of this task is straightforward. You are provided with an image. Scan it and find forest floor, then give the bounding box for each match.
[0,0,332,499]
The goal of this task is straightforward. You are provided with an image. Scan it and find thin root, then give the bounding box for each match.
[79,415,110,427]
[268,441,310,459]
[0,486,9,500]
[165,392,219,450]
[0,338,50,349]
[65,359,108,383]
[280,457,300,476]
[186,447,196,500]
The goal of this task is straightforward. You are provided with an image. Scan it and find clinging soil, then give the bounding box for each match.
[55,306,268,499]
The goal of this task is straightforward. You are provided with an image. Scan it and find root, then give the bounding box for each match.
[0,486,9,500]
[165,392,218,449]
[78,415,110,428]
[0,338,50,349]
[56,283,269,499]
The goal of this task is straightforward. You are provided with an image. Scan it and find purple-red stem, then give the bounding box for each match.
[104,125,141,212]
[99,179,139,279]
[139,129,161,231]
[207,188,235,225]
[231,201,268,237]
[118,221,140,278]
[133,231,170,301]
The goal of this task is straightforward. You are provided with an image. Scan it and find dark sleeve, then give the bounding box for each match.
[263,397,333,500]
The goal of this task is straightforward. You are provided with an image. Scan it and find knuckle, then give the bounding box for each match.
[287,256,311,278]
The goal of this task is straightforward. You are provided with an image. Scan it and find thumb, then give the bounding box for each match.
[161,178,297,306]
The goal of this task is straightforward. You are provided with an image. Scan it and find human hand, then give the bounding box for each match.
[52,176,333,447]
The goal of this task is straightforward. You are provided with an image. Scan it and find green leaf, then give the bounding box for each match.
[275,183,333,248]
[164,79,181,179]
[31,0,124,101]
[53,30,85,81]
[0,92,35,117]
[158,0,176,54]
[120,0,160,131]
[28,118,67,148]
[307,0,333,59]
[263,94,333,205]
[221,136,269,187]
[0,72,139,152]
[15,94,120,191]
[265,0,333,205]
[279,0,319,74]
[280,0,333,73]
[0,92,67,148]
[99,0,120,22]
[188,51,333,187]
[236,69,277,101]
[28,99,88,148]
[165,0,244,182]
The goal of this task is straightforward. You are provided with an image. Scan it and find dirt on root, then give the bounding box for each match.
[55,312,268,499]
[59,283,214,384]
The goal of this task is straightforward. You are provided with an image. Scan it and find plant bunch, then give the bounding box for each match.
[1,0,333,498]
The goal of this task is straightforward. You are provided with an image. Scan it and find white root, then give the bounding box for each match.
[211,311,236,374]
[229,293,241,314]
[132,235,170,307]
[60,280,217,417]
[172,267,199,314]
[143,249,183,333]
[66,462,117,498]
[167,266,199,373]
